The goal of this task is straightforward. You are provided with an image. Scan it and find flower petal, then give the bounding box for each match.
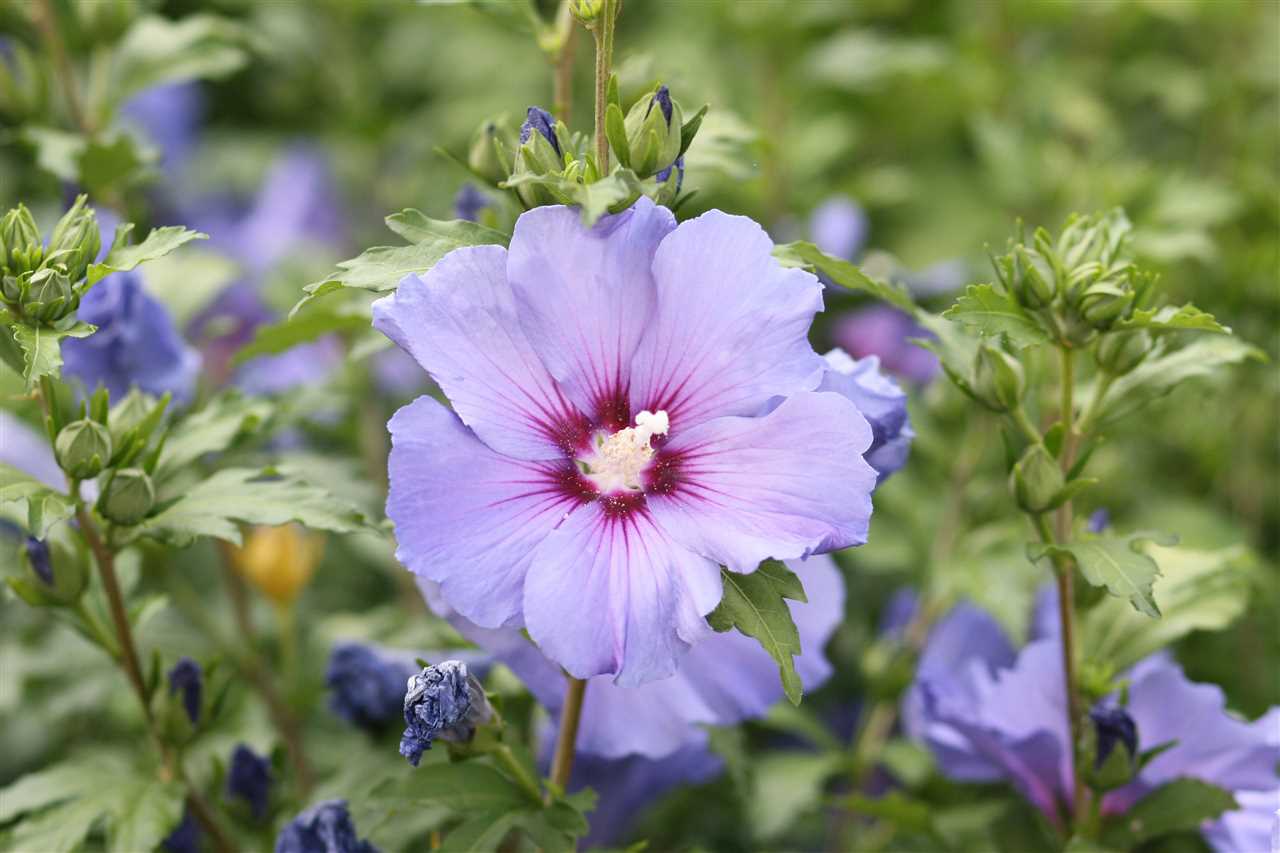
[628,209,826,428]
[522,503,721,686]
[648,391,876,573]
[373,245,586,460]
[386,396,577,628]
[506,199,676,426]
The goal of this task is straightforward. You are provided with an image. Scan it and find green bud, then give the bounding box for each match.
[1079,281,1134,330]
[98,468,156,526]
[1,273,23,304]
[55,419,113,480]
[23,267,78,323]
[467,117,514,185]
[1094,330,1151,376]
[971,345,1025,413]
[1,205,43,275]
[11,537,87,607]
[46,195,100,283]
[512,107,566,207]
[624,85,683,179]
[570,0,605,23]
[1015,246,1056,308]
[74,0,140,44]
[1010,444,1064,514]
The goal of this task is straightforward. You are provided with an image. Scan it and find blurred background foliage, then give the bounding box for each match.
[1,0,1276,850]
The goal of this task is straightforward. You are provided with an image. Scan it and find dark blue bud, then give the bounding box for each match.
[227,744,273,820]
[519,106,561,156]
[326,643,417,732]
[274,800,379,853]
[162,808,201,853]
[167,657,203,725]
[399,660,490,767]
[1089,704,1138,769]
[655,156,685,193]
[25,537,53,586]
[650,85,673,125]
[1088,508,1110,533]
[453,184,489,224]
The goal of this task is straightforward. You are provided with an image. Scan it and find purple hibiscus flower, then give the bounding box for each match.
[62,270,202,404]
[810,196,869,261]
[831,304,939,385]
[904,590,1280,849]
[816,348,914,482]
[374,198,876,686]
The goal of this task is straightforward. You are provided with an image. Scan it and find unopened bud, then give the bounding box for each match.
[22,267,77,323]
[1079,281,1134,330]
[624,85,684,179]
[570,0,605,23]
[467,118,514,185]
[1086,705,1138,791]
[971,345,1025,413]
[46,195,100,283]
[55,419,113,480]
[98,468,155,525]
[232,524,323,605]
[1015,245,1056,308]
[14,537,87,605]
[1010,444,1064,514]
[512,106,566,207]
[1095,330,1150,376]
[1,205,43,275]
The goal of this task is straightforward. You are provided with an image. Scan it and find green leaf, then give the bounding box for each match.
[1031,532,1176,618]
[605,102,631,167]
[77,134,146,196]
[232,308,368,365]
[842,791,940,839]
[86,227,207,286]
[106,14,249,113]
[503,169,645,227]
[943,283,1052,347]
[154,392,275,479]
[1115,303,1228,334]
[137,467,370,545]
[20,126,86,182]
[751,752,841,840]
[772,241,917,314]
[1099,779,1237,848]
[10,320,96,388]
[1083,545,1254,670]
[707,561,807,704]
[1096,337,1264,424]
[384,209,510,246]
[914,310,980,396]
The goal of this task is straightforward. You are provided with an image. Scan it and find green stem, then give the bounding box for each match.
[1012,405,1044,447]
[589,0,618,172]
[551,0,577,123]
[71,597,118,657]
[494,744,544,804]
[548,676,587,796]
[1075,372,1114,437]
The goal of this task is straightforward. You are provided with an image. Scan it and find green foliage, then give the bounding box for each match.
[1095,337,1265,425]
[153,392,274,479]
[772,240,916,313]
[503,168,645,225]
[10,319,95,388]
[707,561,807,705]
[104,14,250,115]
[944,283,1052,347]
[1099,779,1237,849]
[750,752,840,840]
[85,226,207,286]
[1031,532,1176,618]
[0,463,75,539]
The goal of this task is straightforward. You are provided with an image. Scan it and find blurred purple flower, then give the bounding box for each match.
[62,271,201,404]
[810,196,868,261]
[1088,508,1110,533]
[0,411,63,488]
[817,348,914,483]
[900,258,967,297]
[453,184,489,223]
[904,592,1280,845]
[831,305,939,385]
[234,336,344,396]
[1203,789,1280,853]
[162,808,200,853]
[275,800,378,853]
[375,199,875,686]
[326,643,419,732]
[370,348,429,398]
[120,82,204,176]
[227,744,272,820]
[167,658,203,725]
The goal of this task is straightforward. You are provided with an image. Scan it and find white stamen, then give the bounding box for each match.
[580,409,669,493]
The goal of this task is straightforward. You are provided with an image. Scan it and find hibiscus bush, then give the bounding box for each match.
[1,2,1276,852]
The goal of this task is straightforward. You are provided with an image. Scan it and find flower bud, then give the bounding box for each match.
[1015,245,1056,308]
[1,204,43,275]
[226,744,272,821]
[512,106,566,207]
[653,156,685,206]
[22,267,77,322]
[1,273,23,304]
[1079,281,1134,330]
[971,345,1025,413]
[570,0,605,23]
[467,117,514,185]
[1086,705,1138,791]
[400,660,493,767]
[1010,444,1064,515]
[55,419,113,480]
[73,0,140,44]
[1094,330,1150,376]
[167,657,204,725]
[231,524,323,605]
[624,85,684,178]
[45,195,100,283]
[98,467,155,525]
[14,537,87,606]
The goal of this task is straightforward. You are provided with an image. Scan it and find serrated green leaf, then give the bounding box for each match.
[914,310,980,395]
[707,561,807,704]
[1083,545,1254,670]
[1115,303,1228,333]
[772,241,917,314]
[1031,532,1176,618]
[1099,778,1237,848]
[78,134,146,196]
[154,392,274,479]
[136,467,369,545]
[1096,337,1264,424]
[105,14,249,114]
[384,209,510,247]
[86,227,207,286]
[10,320,96,388]
[943,283,1052,347]
[20,126,87,183]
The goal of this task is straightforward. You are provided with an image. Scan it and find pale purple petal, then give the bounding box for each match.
[506,199,675,425]
[522,503,722,686]
[817,349,914,482]
[831,305,939,385]
[386,396,575,629]
[1203,788,1280,853]
[628,210,826,429]
[373,246,588,460]
[0,411,62,489]
[810,196,868,260]
[647,392,876,574]
[234,336,343,395]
